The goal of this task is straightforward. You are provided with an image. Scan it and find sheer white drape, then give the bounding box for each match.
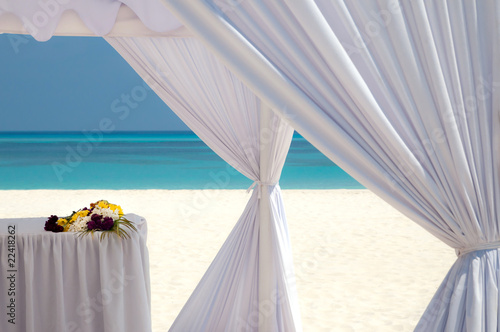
[0,0,182,41]
[162,1,500,330]
[105,37,301,331]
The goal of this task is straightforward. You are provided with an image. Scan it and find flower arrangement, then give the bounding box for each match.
[44,200,137,240]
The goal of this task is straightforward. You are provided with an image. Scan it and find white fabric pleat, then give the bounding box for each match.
[0,0,182,41]
[0,214,151,332]
[105,36,300,331]
[161,1,500,330]
[172,189,260,331]
[416,248,500,332]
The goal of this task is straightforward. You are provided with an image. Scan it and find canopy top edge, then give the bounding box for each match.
[0,2,192,41]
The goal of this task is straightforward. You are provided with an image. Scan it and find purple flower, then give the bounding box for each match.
[87,221,97,230]
[102,217,114,231]
[88,214,114,231]
[44,215,64,233]
[91,214,102,222]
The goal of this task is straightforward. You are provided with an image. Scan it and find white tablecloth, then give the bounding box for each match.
[0,214,151,332]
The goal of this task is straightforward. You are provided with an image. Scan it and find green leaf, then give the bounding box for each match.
[76,217,138,241]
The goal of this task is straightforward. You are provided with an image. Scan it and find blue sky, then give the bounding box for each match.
[0,34,189,132]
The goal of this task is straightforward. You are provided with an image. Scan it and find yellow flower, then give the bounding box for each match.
[57,218,68,226]
[108,203,124,216]
[97,200,109,209]
[70,210,90,222]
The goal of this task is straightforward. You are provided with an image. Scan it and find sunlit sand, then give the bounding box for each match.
[0,189,456,331]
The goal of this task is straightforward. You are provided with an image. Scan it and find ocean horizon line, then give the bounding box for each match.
[0,130,195,134]
[0,130,307,136]
[0,131,362,190]
[0,130,308,144]
[0,187,367,191]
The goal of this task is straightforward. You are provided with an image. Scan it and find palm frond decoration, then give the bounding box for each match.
[77,216,138,241]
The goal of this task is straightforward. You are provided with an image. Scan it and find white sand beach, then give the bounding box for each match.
[0,189,456,331]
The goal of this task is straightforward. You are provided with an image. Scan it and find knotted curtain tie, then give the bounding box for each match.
[455,241,500,257]
[246,181,278,198]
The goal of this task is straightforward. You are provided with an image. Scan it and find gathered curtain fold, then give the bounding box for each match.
[105,36,301,331]
[161,1,500,330]
[0,0,183,41]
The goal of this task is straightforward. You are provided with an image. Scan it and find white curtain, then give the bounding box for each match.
[161,1,500,330]
[0,0,182,41]
[105,37,301,331]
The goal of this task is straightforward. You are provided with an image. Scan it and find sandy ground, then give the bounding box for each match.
[0,189,456,331]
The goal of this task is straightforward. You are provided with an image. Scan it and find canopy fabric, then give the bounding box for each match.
[0,1,185,41]
[106,36,301,331]
[162,1,500,330]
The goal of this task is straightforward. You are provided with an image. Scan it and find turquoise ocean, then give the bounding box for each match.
[0,131,363,190]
